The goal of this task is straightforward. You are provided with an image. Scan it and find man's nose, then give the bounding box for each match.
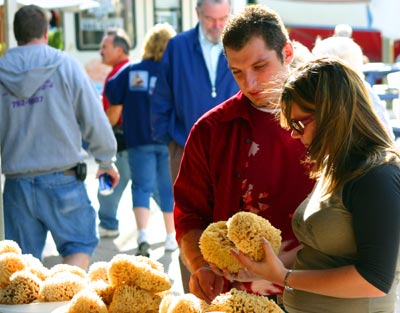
[244,73,257,90]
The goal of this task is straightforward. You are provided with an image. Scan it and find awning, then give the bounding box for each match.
[259,0,371,28]
[272,0,369,2]
[259,0,400,39]
[370,0,400,40]
[0,0,99,11]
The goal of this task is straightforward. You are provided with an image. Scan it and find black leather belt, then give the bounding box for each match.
[63,166,77,175]
[63,163,87,181]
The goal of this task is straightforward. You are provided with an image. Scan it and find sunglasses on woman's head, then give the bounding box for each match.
[289,116,314,134]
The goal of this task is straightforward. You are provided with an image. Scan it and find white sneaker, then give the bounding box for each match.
[98,226,119,238]
[165,237,178,252]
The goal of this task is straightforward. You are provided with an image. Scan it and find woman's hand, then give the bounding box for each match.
[209,262,259,282]
[231,237,288,286]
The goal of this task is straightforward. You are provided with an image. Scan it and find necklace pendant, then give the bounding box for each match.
[211,89,217,98]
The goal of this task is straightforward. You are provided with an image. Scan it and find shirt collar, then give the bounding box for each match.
[217,91,278,122]
[217,91,252,122]
[250,102,280,114]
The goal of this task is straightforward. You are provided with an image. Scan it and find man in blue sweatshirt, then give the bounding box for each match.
[151,0,238,293]
[0,5,119,270]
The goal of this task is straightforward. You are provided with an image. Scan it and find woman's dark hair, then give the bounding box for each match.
[280,57,399,194]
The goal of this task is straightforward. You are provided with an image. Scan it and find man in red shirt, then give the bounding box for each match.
[174,5,315,306]
[97,29,131,238]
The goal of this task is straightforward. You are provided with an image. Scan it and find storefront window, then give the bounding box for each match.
[154,0,182,32]
[75,0,135,51]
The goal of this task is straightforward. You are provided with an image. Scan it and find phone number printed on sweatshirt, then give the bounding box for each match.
[9,80,53,108]
[12,95,44,108]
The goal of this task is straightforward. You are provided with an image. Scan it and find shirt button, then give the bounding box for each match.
[245,138,251,144]
[236,173,241,178]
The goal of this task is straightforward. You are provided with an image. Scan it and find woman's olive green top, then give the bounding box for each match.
[284,164,400,313]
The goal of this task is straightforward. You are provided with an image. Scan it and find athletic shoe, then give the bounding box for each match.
[98,226,119,238]
[135,242,150,257]
[165,237,178,252]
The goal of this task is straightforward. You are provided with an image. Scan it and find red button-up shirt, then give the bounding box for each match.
[174,91,315,246]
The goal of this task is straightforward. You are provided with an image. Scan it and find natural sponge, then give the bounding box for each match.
[67,289,108,313]
[88,280,115,306]
[22,254,49,281]
[227,212,281,261]
[0,252,27,288]
[0,270,42,304]
[0,240,22,255]
[199,212,282,272]
[199,221,243,273]
[49,264,87,279]
[108,254,171,293]
[88,261,109,283]
[159,293,209,313]
[207,288,283,313]
[108,284,164,313]
[39,272,86,302]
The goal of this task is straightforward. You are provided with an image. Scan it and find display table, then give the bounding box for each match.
[363,62,400,86]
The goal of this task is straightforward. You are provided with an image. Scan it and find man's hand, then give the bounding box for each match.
[189,266,224,304]
[96,163,120,188]
[180,230,225,303]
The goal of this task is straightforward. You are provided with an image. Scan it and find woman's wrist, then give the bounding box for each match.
[284,269,294,291]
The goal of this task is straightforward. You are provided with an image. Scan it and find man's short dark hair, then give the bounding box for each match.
[222,5,289,63]
[14,5,49,46]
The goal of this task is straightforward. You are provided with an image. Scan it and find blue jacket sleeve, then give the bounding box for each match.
[150,44,174,144]
[104,69,127,105]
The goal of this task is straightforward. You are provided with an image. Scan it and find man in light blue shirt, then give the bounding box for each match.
[151,0,239,182]
[151,0,239,293]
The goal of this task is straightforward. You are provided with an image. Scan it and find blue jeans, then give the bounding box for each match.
[97,150,131,230]
[128,145,173,212]
[4,172,98,260]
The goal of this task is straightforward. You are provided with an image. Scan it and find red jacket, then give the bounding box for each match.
[174,91,315,247]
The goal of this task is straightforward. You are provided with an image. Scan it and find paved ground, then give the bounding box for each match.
[41,157,184,295]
